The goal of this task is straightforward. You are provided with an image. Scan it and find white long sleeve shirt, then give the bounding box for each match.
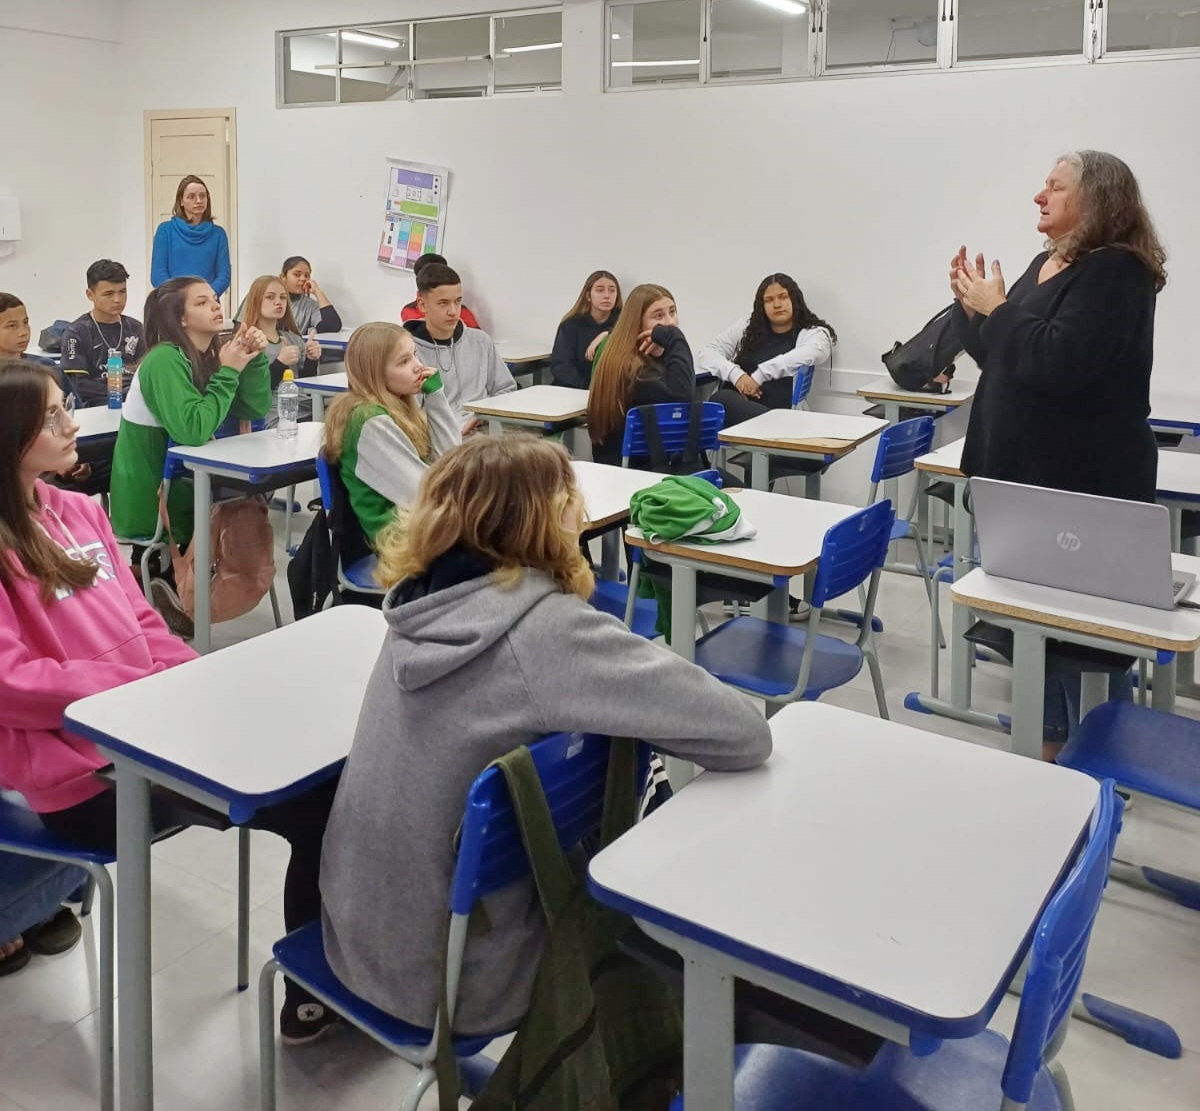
[696,317,833,386]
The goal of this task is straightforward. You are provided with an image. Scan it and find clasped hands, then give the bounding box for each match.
[950,246,1006,318]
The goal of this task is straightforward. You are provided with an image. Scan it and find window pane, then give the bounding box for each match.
[338,23,411,103]
[412,16,491,99]
[1106,0,1200,52]
[710,0,811,79]
[957,0,1084,61]
[495,11,563,91]
[825,0,937,68]
[281,32,336,104]
[609,0,702,87]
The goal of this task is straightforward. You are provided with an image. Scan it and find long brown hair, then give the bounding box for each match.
[324,323,433,464]
[374,435,593,600]
[1052,151,1167,293]
[172,175,213,222]
[240,274,300,336]
[560,270,623,325]
[587,283,673,444]
[143,279,222,390]
[0,361,99,602]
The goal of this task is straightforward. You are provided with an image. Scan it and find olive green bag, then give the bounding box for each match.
[437,739,683,1110]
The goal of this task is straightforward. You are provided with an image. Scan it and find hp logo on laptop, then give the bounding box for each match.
[1056,531,1082,552]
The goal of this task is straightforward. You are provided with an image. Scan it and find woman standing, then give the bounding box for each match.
[150,176,232,298]
[952,150,1166,502]
[550,270,622,388]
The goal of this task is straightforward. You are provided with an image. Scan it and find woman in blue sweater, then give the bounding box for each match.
[150,176,231,297]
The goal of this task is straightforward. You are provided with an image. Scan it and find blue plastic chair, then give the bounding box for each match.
[790,364,816,408]
[693,500,896,717]
[258,733,648,1111]
[621,401,724,469]
[669,784,1121,1111]
[314,453,385,598]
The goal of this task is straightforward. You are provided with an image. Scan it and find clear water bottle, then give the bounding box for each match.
[276,369,299,439]
[106,349,124,410]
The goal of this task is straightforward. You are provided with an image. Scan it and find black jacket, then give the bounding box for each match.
[550,311,618,389]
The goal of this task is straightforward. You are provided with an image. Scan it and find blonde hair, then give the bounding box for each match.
[560,270,623,325]
[587,283,673,444]
[324,323,432,463]
[240,274,300,335]
[374,434,593,600]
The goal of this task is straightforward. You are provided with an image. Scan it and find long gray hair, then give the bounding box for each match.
[1050,151,1167,292]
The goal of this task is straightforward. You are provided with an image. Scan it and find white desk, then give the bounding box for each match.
[588,701,1099,1111]
[856,376,976,424]
[63,604,385,1111]
[295,371,348,419]
[167,422,325,653]
[572,460,659,579]
[493,338,551,367]
[1149,391,1200,438]
[1155,450,1200,549]
[464,384,589,436]
[626,489,862,660]
[719,410,887,494]
[314,328,353,351]
[75,406,123,445]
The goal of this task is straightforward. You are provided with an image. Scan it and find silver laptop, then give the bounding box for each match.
[969,477,1195,610]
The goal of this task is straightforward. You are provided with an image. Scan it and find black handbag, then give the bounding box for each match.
[881,304,963,392]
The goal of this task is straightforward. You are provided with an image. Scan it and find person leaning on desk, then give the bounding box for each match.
[950,149,1166,503]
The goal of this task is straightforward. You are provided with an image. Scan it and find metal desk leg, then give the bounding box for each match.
[1079,671,1110,721]
[1009,625,1048,760]
[192,469,213,654]
[751,451,769,491]
[948,480,974,711]
[1151,654,1177,714]
[487,417,503,437]
[670,563,698,664]
[115,764,154,1110]
[311,393,324,420]
[683,959,735,1111]
[804,472,822,500]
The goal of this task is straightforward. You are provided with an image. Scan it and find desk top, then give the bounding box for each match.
[167,421,324,478]
[719,410,887,456]
[857,376,976,408]
[494,339,551,364]
[1155,450,1200,502]
[1149,391,1200,434]
[626,488,862,578]
[573,461,659,531]
[914,437,965,477]
[464,384,589,422]
[315,329,354,348]
[295,371,349,394]
[589,701,1097,1037]
[75,406,123,443]
[952,562,1200,652]
[64,606,385,816]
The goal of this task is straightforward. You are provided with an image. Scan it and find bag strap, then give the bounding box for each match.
[600,737,639,847]
[636,405,668,469]
[684,402,703,466]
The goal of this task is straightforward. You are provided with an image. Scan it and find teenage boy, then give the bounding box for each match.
[60,260,145,407]
[401,253,481,329]
[404,263,516,435]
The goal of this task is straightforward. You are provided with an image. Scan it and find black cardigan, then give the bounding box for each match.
[550,310,618,389]
[955,247,1158,503]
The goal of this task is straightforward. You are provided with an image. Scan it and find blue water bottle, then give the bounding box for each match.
[106,348,124,410]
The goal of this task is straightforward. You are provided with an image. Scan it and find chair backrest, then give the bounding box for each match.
[315,452,335,514]
[0,793,115,866]
[449,733,647,917]
[1001,783,1121,1105]
[869,415,936,487]
[690,468,724,489]
[791,364,816,408]
[809,500,896,608]
[621,401,724,469]
[315,449,372,571]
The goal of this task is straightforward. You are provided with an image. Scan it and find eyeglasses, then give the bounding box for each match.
[44,394,76,435]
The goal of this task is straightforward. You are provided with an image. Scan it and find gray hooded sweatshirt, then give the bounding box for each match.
[319,565,771,1035]
[404,320,518,428]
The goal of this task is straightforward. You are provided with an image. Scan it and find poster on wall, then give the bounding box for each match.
[377,158,450,272]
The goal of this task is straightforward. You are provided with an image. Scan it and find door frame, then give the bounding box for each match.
[143,107,239,306]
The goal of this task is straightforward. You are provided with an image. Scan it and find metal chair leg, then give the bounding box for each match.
[237,828,251,991]
[80,874,97,917]
[268,584,283,628]
[258,959,279,1111]
[400,1066,438,1111]
[90,862,116,1111]
[866,648,890,720]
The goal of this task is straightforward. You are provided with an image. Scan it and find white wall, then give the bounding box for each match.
[102,0,1200,397]
[0,1,123,338]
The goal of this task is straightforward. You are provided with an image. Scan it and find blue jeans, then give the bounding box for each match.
[0,854,87,940]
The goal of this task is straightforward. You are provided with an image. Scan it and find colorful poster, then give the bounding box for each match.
[378,159,450,272]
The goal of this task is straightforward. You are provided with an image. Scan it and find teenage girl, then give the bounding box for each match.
[322,322,462,547]
[550,270,622,389]
[320,433,771,1034]
[279,256,342,335]
[0,361,338,1043]
[239,274,322,425]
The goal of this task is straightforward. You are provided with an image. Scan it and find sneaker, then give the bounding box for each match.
[279,1000,340,1046]
[22,906,82,956]
[150,578,195,641]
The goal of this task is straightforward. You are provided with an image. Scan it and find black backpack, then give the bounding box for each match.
[37,320,72,354]
[881,305,963,392]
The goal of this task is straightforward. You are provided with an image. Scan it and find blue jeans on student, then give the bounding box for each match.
[0,854,87,940]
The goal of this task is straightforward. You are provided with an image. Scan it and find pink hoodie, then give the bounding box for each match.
[0,481,196,812]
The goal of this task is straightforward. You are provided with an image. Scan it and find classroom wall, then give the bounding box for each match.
[108,0,1200,396]
[0,1,124,339]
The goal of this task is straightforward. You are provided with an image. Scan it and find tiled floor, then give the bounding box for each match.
[2,513,1198,1109]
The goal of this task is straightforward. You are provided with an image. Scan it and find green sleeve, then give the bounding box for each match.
[230,352,272,421]
[140,346,241,446]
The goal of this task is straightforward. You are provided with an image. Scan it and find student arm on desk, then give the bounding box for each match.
[317,305,342,333]
[754,326,832,385]
[141,350,242,445]
[511,594,772,770]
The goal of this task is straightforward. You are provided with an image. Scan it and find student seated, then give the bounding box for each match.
[60,260,146,408]
[322,322,461,548]
[401,253,481,329]
[550,270,622,389]
[587,283,695,466]
[698,272,836,428]
[0,292,33,361]
[109,279,271,634]
[403,264,516,436]
[238,274,322,426]
[0,854,87,976]
[234,256,343,336]
[319,434,770,1035]
[0,361,339,1043]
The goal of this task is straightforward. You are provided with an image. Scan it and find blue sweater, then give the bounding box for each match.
[150,216,231,296]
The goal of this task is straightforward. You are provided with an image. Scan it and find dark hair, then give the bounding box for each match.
[1053,150,1168,293]
[412,253,447,279]
[86,259,130,288]
[0,293,25,313]
[280,255,311,275]
[143,278,220,389]
[172,175,213,222]
[561,270,623,325]
[0,361,98,601]
[416,264,461,295]
[733,273,837,373]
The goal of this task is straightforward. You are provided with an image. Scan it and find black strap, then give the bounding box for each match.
[636,405,668,469]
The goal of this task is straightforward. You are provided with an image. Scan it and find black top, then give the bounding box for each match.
[956,247,1158,503]
[591,324,696,466]
[736,325,801,372]
[550,310,619,389]
[60,313,145,406]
